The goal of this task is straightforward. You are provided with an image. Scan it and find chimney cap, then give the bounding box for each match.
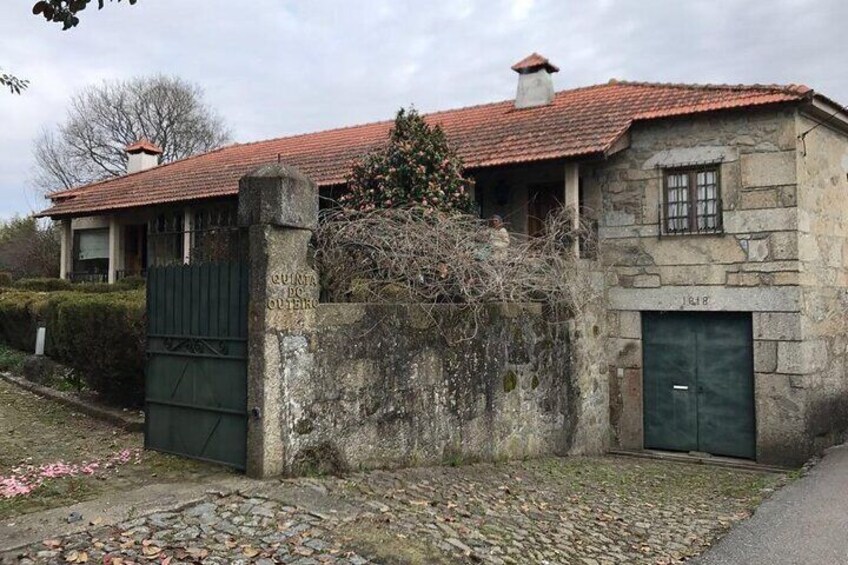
[511,53,559,74]
[125,138,163,155]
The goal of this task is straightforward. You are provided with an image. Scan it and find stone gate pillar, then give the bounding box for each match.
[238,163,319,478]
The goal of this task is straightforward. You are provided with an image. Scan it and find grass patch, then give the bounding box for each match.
[0,343,27,372]
[339,521,453,565]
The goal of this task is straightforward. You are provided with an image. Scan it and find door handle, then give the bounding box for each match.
[673,385,689,391]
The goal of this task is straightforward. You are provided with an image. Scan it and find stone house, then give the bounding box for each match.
[39,53,848,466]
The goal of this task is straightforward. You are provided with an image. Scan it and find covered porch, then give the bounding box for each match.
[472,159,598,254]
[57,198,240,283]
[54,157,597,284]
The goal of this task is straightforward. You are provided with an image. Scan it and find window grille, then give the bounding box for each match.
[660,166,723,235]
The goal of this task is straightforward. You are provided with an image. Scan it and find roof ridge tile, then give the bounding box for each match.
[611,79,811,95]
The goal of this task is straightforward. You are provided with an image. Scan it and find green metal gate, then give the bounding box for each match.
[145,262,249,469]
[642,312,755,460]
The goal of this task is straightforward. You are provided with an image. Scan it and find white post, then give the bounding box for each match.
[183,207,193,264]
[564,163,580,257]
[35,327,46,356]
[108,216,121,284]
[59,219,72,280]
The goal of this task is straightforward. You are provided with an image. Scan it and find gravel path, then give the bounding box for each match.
[6,456,783,564]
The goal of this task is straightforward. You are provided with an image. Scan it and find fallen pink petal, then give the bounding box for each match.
[0,449,142,499]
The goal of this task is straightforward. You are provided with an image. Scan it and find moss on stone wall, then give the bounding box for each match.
[502,370,518,393]
[282,303,587,473]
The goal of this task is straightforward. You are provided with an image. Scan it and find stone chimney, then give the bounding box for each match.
[512,53,559,109]
[125,138,163,174]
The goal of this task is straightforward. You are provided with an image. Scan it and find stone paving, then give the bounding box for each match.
[9,493,370,565]
[327,457,781,564]
[5,456,783,565]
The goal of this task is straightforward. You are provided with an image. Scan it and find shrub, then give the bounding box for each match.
[0,290,145,406]
[0,216,59,279]
[0,273,12,287]
[342,107,474,213]
[70,282,114,293]
[116,275,146,290]
[14,278,72,292]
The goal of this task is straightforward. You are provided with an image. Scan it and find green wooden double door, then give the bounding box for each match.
[642,312,756,460]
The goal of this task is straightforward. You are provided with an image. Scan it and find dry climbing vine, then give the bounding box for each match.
[314,206,605,329]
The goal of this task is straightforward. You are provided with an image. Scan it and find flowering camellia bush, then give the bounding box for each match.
[0,448,140,498]
[341,107,474,213]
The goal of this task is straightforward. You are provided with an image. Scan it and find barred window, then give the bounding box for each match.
[663,167,722,234]
[147,211,184,267]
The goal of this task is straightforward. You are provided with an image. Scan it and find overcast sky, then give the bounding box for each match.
[1,0,846,218]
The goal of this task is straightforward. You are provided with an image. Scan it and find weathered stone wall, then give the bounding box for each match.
[275,303,607,474]
[241,163,608,478]
[584,107,819,465]
[795,114,848,454]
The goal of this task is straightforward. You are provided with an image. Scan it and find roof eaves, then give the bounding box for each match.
[45,143,241,201]
[37,191,241,219]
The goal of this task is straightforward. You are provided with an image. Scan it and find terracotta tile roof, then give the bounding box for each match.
[125,138,163,155]
[512,53,559,73]
[40,80,814,218]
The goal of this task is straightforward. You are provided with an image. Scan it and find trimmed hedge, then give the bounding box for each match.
[9,277,146,294]
[14,278,73,292]
[0,290,146,406]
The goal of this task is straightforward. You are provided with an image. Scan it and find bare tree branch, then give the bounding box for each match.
[32,75,231,194]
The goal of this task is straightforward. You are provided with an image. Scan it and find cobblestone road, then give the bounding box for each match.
[7,456,783,564]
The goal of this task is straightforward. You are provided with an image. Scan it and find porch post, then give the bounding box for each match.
[182,207,192,264]
[239,163,319,478]
[59,219,72,280]
[108,217,121,284]
[564,162,580,257]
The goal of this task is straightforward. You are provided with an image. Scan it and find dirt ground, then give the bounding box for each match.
[0,378,231,519]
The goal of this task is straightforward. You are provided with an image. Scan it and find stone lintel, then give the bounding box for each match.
[609,285,800,313]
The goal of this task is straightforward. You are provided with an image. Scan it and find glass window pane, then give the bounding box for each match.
[77,229,109,260]
[666,172,690,232]
[694,168,719,231]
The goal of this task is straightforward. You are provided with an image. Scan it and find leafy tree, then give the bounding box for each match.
[33,75,230,193]
[33,0,138,30]
[1,70,28,94]
[0,216,60,279]
[342,108,473,213]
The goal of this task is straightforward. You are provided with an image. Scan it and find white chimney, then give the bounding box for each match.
[125,138,163,174]
[512,53,559,109]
